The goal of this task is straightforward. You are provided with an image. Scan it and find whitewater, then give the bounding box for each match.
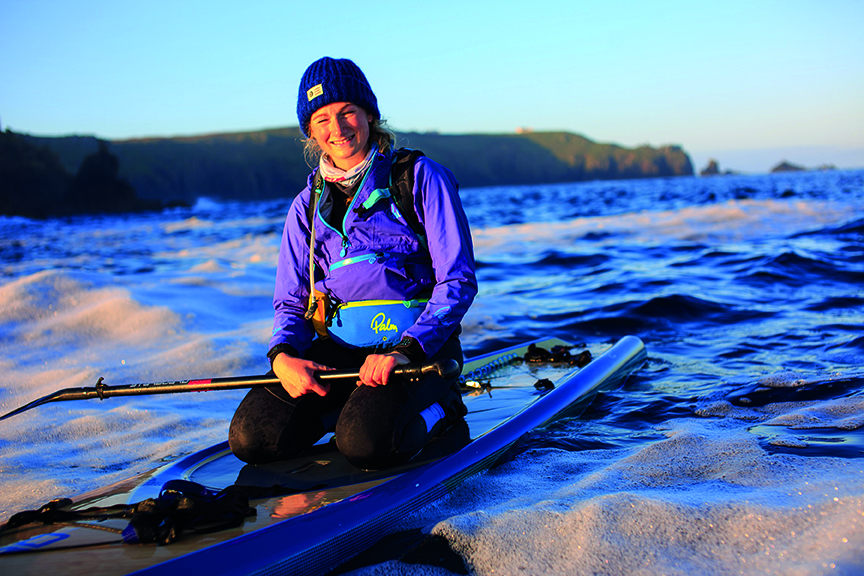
[1,169,863,575]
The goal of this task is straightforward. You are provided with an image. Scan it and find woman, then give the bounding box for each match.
[229,57,477,470]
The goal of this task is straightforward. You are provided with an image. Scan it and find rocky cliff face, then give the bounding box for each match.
[20,128,694,204]
[1,130,69,218]
[2,132,161,218]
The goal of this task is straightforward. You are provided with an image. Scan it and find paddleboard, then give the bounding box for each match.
[0,335,646,576]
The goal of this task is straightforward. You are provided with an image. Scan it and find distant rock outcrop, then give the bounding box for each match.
[700,158,739,176]
[65,140,160,214]
[771,160,806,173]
[700,159,721,176]
[1,131,169,218]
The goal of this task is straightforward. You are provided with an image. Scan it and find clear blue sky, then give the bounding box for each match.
[2,0,862,172]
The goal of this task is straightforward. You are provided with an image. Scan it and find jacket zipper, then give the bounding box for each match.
[316,165,375,258]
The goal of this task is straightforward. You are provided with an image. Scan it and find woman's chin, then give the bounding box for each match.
[328,146,369,169]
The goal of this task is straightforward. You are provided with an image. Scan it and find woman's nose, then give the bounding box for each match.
[332,118,349,135]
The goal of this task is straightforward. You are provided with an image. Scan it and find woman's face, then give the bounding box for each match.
[309,102,373,170]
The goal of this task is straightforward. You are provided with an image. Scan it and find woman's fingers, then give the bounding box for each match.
[358,352,410,387]
[272,353,334,398]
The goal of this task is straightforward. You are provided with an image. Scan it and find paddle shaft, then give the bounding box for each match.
[0,359,460,422]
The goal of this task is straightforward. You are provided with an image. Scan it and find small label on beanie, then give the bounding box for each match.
[307,84,323,101]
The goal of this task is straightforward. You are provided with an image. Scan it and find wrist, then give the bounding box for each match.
[391,337,426,362]
[267,343,298,369]
[385,350,410,363]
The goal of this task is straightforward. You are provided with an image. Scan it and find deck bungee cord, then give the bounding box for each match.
[461,343,593,389]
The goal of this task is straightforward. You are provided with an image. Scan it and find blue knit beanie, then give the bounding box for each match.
[297,57,379,136]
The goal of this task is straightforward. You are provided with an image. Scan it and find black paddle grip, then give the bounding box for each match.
[395,359,460,380]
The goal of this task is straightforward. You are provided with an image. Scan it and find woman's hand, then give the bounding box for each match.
[272,353,334,398]
[358,351,410,387]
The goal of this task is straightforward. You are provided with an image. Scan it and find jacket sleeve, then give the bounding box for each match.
[400,157,478,359]
[268,185,317,359]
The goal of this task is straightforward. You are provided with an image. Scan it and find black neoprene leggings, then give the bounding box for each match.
[228,337,464,469]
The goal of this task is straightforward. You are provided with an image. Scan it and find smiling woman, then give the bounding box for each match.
[228,57,478,471]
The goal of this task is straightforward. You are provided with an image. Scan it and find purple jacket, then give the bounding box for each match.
[269,150,477,360]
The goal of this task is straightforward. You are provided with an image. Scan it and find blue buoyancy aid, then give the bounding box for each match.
[269,149,477,360]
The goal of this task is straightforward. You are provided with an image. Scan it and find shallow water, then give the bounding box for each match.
[1,169,863,575]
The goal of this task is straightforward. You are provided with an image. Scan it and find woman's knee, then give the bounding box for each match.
[228,415,269,464]
[335,409,396,469]
[335,384,405,469]
[228,386,322,464]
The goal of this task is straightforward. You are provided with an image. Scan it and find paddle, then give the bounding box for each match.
[0,359,460,422]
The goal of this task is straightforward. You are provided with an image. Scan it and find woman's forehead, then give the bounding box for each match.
[311,102,356,119]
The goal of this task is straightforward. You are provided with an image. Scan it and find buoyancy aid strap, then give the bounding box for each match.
[304,177,329,339]
[389,148,426,245]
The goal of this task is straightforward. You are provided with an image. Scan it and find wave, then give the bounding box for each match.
[476,294,774,343]
[472,198,859,253]
[742,249,864,288]
[805,296,864,312]
[793,216,864,237]
[192,196,224,211]
[402,411,864,576]
[0,268,268,520]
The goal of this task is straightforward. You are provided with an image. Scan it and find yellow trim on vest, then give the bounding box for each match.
[337,298,429,310]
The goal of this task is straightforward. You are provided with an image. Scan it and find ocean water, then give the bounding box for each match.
[1,169,863,575]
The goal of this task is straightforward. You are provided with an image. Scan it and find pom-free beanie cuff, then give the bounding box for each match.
[297,57,379,136]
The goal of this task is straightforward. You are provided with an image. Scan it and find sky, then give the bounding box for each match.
[2,0,863,173]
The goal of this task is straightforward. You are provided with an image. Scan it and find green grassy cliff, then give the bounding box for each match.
[19,128,693,204]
